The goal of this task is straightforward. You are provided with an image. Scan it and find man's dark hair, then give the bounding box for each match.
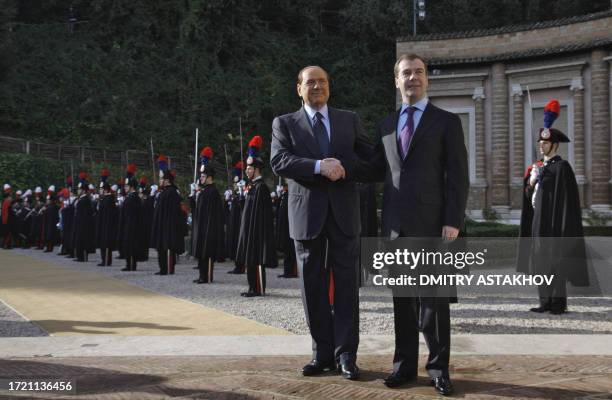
[394,54,428,77]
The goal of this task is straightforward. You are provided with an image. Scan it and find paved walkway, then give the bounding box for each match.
[1,250,611,399]
[1,334,611,358]
[0,354,611,399]
[0,251,288,336]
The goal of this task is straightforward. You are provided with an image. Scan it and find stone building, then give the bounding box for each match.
[397,10,612,222]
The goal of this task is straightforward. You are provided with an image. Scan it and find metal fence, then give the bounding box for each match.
[0,135,204,178]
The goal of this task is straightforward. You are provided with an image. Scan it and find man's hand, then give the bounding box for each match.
[442,225,459,242]
[320,158,345,181]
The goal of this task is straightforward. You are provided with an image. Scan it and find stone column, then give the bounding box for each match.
[473,87,486,182]
[510,84,524,209]
[491,63,510,215]
[471,87,487,213]
[570,76,586,207]
[590,50,611,208]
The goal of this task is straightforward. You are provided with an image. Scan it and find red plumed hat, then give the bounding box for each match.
[247,135,264,168]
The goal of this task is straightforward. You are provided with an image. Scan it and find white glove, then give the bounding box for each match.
[189,183,197,196]
[529,165,539,187]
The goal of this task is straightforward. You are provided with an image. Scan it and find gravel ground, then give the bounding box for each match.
[0,298,49,337]
[2,248,612,337]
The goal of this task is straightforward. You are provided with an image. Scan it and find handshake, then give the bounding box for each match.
[320,158,345,182]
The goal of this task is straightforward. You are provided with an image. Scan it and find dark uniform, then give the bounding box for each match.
[56,188,71,256]
[226,161,246,274]
[42,188,60,252]
[151,156,186,275]
[116,164,143,271]
[12,192,27,248]
[236,136,276,296]
[1,185,15,249]
[276,184,298,278]
[72,172,95,262]
[96,169,119,266]
[518,99,589,314]
[17,192,33,248]
[60,192,76,257]
[191,147,225,283]
[139,177,154,261]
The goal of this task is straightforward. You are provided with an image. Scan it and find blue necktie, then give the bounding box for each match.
[313,112,330,157]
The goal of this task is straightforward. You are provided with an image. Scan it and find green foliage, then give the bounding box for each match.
[0,0,607,157]
[481,207,500,222]
[464,220,519,237]
[464,219,612,237]
[584,209,612,227]
[0,152,67,190]
[583,226,612,236]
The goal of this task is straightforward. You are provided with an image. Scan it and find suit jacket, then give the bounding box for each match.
[363,102,469,238]
[270,106,372,240]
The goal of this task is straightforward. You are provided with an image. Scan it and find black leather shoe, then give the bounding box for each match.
[530,305,550,313]
[97,263,105,267]
[301,360,336,376]
[193,279,208,284]
[242,291,262,297]
[383,372,417,388]
[121,267,131,271]
[431,377,453,396]
[339,361,360,380]
[154,272,167,275]
[550,308,566,315]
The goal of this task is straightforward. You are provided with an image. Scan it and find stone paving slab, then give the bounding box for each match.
[0,355,610,399]
[0,251,289,336]
[0,334,611,358]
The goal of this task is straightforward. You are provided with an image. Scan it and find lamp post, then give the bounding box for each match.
[413,0,426,36]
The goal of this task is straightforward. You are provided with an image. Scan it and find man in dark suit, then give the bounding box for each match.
[363,54,469,395]
[270,66,371,380]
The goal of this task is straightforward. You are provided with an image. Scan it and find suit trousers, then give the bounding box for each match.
[392,295,451,379]
[294,207,359,364]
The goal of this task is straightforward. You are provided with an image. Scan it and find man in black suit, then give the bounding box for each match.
[362,54,469,395]
[270,66,371,380]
